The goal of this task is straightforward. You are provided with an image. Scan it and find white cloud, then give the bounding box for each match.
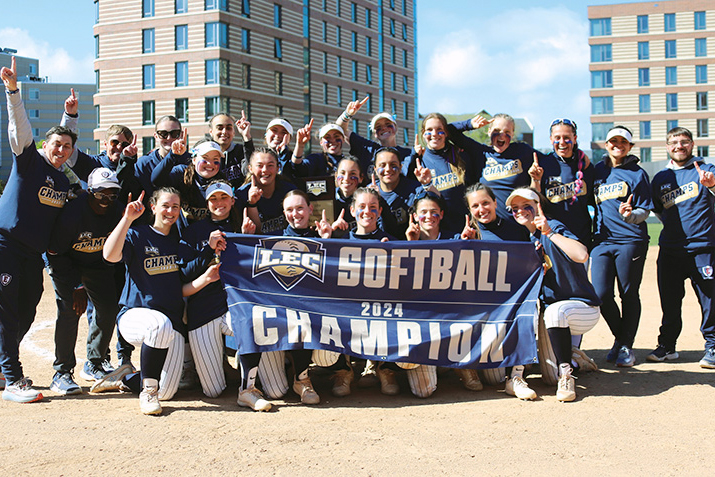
[0,28,94,84]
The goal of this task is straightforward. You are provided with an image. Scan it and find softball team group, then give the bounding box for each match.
[2,55,715,416]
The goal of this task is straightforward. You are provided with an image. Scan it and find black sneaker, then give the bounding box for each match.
[646,345,679,362]
[80,361,108,381]
[699,348,715,369]
[50,372,82,395]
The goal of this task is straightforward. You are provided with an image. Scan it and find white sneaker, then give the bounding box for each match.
[238,387,272,411]
[556,371,576,402]
[455,368,483,391]
[2,377,43,403]
[139,378,162,415]
[376,367,400,395]
[293,377,320,405]
[332,369,353,397]
[505,376,537,400]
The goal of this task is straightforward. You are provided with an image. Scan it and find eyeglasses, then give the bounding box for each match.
[108,139,130,149]
[550,118,578,132]
[91,190,119,201]
[155,129,182,139]
[506,204,535,217]
[667,140,693,147]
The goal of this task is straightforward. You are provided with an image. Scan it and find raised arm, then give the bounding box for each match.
[2,56,34,154]
[336,96,368,134]
[104,192,145,263]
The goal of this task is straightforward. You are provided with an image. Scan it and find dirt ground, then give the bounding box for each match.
[3,245,715,476]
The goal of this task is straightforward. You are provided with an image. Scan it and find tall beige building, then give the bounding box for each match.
[589,0,715,166]
[93,0,417,156]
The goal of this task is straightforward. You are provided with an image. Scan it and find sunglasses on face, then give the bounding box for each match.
[91,190,119,201]
[550,118,578,132]
[109,139,130,149]
[156,129,182,139]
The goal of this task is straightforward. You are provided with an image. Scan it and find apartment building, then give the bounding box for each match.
[93,0,417,156]
[589,0,715,167]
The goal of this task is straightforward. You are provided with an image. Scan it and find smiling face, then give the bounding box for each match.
[666,134,695,165]
[489,118,515,154]
[375,150,401,188]
[509,196,537,227]
[42,134,74,168]
[467,189,498,224]
[414,199,443,235]
[193,150,222,179]
[207,190,234,221]
[283,194,313,229]
[373,118,396,143]
[250,152,278,187]
[104,133,130,163]
[550,124,577,159]
[423,117,447,150]
[321,130,344,155]
[154,119,182,156]
[605,135,633,164]
[88,187,120,215]
[151,192,181,229]
[335,160,362,198]
[350,191,381,234]
[209,115,235,151]
[265,125,290,150]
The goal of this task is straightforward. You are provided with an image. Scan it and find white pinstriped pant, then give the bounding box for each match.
[543,300,600,335]
[117,308,183,401]
[405,365,437,398]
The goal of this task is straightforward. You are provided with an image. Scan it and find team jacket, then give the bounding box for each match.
[236,180,297,235]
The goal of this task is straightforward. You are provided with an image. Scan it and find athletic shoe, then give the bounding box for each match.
[0,372,5,390]
[80,361,108,381]
[376,367,400,395]
[616,346,636,367]
[139,378,162,415]
[238,387,272,411]
[101,359,115,374]
[50,372,82,395]
[2,377,43,403]
[699,348,715,369]
[455,368,483,391]
[606,341,621,363]
[646,345,679,362]
[331,369,353,397]
[118,354,135,372]
[293,377,320,405]
[89,364,133,393]
[571,347,598,372]
[556,369,576,402]
[358,360,379,388]
[505,376,537,400]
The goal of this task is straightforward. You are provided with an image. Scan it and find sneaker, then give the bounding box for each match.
[572,347,598,372]
[80,361,108,382]
[556,369,576,402]
[50,372,82,395]
[293,377,320,405]
[139,378,162,415]
[616,346,636,367]
[699,348,715,369]
[238,387,272,412]
[606,341,621,363]
[376,367,399,395]
[0,372,5,390]
[89,364,133,393]
[2,377,43,403]
[332,369,353,397]
[646,345,679,362]
[455,368,483,391]
[505,376,537,400]
[358,360,379,388]
[101,359,115,374]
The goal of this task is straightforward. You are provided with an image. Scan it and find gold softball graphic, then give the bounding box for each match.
[270,240,310,278]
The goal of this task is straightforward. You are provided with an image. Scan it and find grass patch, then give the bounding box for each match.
[647,222,662,247]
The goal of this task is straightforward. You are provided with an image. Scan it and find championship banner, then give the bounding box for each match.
[222,235,542,369]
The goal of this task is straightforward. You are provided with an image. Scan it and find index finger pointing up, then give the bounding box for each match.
[695,161,703,175]
[626,194,633,205]
[536,201,544,216]
[71,87,76,99]
[359,96,369,107]
[532,152,539,167]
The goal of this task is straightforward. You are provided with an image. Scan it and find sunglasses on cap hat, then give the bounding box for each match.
[550,118,577,132]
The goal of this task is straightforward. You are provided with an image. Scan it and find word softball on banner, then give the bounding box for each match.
[222,234,543,369]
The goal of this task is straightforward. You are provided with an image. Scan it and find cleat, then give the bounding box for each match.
[572,347,598,372]
[80,361,108,382]
[238,387,272,411]
[505,376,537,400]
[455,368,483,391]
[50,372,82,395]
[293,377,320,405]
[646,345,679,362]
[556,369,576,402]
[89,364,133,393]
[615,346,636,367]
[699,348,715,369]
[332,369,354,397]
[139,378,162,415]
[376,367,399,395]
[2,377,43,403]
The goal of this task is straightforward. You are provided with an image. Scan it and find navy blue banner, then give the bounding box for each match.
[223,235,542,369]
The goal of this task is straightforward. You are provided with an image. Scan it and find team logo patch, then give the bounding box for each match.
[253,238,326,291]
[78,231,93,241]
[145,246,160,256]
[306,180,327,196]
[45,176,55,188]
[100,170,111,179]
[703,266,713,278]
[0,273,11,286]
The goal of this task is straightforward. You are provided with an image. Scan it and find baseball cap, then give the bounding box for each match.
[605,127,633,144]
[266,118,293,136]
[319,123,345,139]
[370,112,397,132]
[505,188,540,208]
[87,167,120,190]
[192,141,223,157]
[206,181,234,199]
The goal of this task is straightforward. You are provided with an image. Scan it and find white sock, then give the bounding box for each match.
[511,365,525,379]
[559,363,572,377]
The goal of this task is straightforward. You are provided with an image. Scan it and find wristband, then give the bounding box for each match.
[422,180,433,191]
[341,112,353,122]
[246,202,258,208]
[546,231,555,238]
[6,88,19,95]
[292,154,303,160]
[65,112,79,118]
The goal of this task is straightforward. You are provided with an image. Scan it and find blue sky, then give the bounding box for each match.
[2,0,644,148]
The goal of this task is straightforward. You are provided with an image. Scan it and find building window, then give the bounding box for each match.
[695,11,706,30]
[337,85,342,106]
[390,19,395,37]
[323,51,328,73]
[391,99,396,114]
[206,59,228,85]
[242,0,250,17]
[143,0,154,17]
[205,97,228,121]
[28,89,39,100]
[351,2,357,22]
[696,38,707,57]
[403,49,408,67]
[95,0,99,22]
[366,36,372,56]
[274,38,283,60]
[352,89,358,102]
[592,122,613,141]
[352,60,358,80]
[667,119,679,131]
[697,91,708,111]
[28,109,39,119]
[365,8,371,28]
[366,94,372,113]
[638,41,649,60]
[637,15,648,33]
[33,127,41,137]
[323,83,328,104]
[590,44,612,62]
[403,76,408,93]
[95,70,99,92]
[664,13,676,32]
[666,93,678,112]
[352,31,358,52]
[590,18,611,36]
[403,101,409,120]
[366,65,372,84]
[638,68,650,87]
[143,64,155,89]
[205,0,228,11]
[175,25,188,50]
[665,40,676,59]
[206,22,228,48]
[337,56,341,76]
[389,0,394,10]
[242,29,251,53]
[591,96,613,115]
[175,98,188,122]
[322,21,328,42]
[696,65,708,84]
[665,66,677,85]
[391,72,396,91]
[640,147,651,162]
[142,100,155,125]
[402,24,408,41]
[390,45,396,64]
[175,61,188,87]
[274,4,281,28]
[143,137,155,154]
[639,94,651,113]
[95,35,99,58]
[242,64,251,89]
[322,0,327,12]
[698,119,709,138]
[175,0,188,14]
[274,72,283,95]
[640,121,651,140]
[336,0,341,17]
[142,29,155,53]
[336,26,341,47]
[591,70,612,88]
[698,146,710,158]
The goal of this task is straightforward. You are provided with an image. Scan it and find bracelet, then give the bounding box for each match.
[292,154,303,160]
[245,202,258,208]
[546,231,556,238]
[422,181,433,191]
[341,111,353,122]
[6,88,19,95]
[65,112,79,118]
